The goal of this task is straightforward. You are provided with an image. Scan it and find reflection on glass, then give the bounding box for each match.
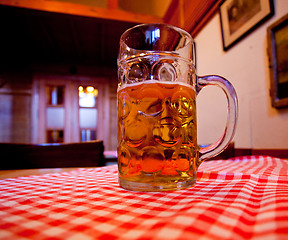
[78,86,98,107]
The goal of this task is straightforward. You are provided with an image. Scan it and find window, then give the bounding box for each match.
[78,86,98,142]
[45,85,65,143]
[35,77,111,146]
[78,86,98,107]
[46,86,64,105]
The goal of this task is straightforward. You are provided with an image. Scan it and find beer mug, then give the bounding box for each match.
[117,24,238,191]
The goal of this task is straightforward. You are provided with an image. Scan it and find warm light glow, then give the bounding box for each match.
[78,85,98,107]
[78,86,84,97]
[86,86,94,93]
[94,88,99,97]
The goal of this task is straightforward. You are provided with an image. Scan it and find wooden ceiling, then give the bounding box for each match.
[165,0,222,37]
[0,0,220,73]
[0,4,137,72]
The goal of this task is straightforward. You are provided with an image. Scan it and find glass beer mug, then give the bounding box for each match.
[117,24,238,191]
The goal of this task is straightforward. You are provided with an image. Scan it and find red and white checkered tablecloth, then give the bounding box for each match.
[0,155,288,240]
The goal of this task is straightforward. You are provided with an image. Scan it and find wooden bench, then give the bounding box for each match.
[0,141,104,170]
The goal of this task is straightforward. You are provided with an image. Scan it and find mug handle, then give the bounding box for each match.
[197,75,238,164]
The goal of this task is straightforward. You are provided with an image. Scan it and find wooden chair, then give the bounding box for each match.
[0,141,104,170]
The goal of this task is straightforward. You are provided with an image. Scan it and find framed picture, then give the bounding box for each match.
[267,13,288,108]
[220,0,274,51]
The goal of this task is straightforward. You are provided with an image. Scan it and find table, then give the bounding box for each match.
[0,168,93,180]
[0,155,287,239]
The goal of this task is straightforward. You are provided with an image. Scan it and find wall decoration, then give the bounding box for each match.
[220,0,274,51]
[267,13,288,108]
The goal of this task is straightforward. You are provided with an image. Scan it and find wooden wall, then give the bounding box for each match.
[0,71,33,143]
[0,66,118,150]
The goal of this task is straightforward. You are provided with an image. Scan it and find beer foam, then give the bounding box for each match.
[118,80,194,92]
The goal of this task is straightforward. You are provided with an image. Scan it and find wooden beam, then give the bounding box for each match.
[164,0,222,37]
[188,0,222,37]
[179,0,184,29]
[0,0,163,24]
[164,0,178,23]
[107,0,118,9]
[164,0,180,27]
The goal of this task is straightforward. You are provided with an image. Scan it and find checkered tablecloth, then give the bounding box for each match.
[0,155,288,240]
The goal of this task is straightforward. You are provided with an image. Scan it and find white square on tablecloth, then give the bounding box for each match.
[66,233,92,240]
[146,201,162,207]
[48,213,68,220]
[54,203,69,208]
[3,215,24,222]
[70,217,92,225]
[0,230,13,239]
[224,206,244,216]
[115,214,135,222]
[14,204,33,211]
[156,227,182,239]
[254,221,277,233]
[209,224,232,238]
[142,219,159,226]
[70,205,89,212]
[1,200,18,207]
[110,204,126,210]
[30,208,49,215]
[157,211,175,217]
[42,226,67,236]
[90,201,106,206]
[122,229,144,239]
[21,220,45,229]
[92,210,111,216]
[132,207,150,214]
[173,215,195,226]
[93,223,116,233]
[217,214,238,227]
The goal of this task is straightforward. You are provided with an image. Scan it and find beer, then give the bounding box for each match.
[117,23,238,191]
[117,80,198,191]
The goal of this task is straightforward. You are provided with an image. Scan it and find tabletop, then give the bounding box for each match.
[0,155,287,240]
[0,168,92,180]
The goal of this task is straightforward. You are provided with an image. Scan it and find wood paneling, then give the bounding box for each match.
[0,93,31,143]
[251,149,288,159]
[0,0,162,24]
[0,5,136,69]
[164,0,222,37]
[0,71,33,144]
[0,0,223,70]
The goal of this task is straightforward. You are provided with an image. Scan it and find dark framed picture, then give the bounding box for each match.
[220,0,274,51]
[267,13,288,108]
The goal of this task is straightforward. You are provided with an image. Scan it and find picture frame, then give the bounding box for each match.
[219,0,274,51]
[267,13,288,108]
